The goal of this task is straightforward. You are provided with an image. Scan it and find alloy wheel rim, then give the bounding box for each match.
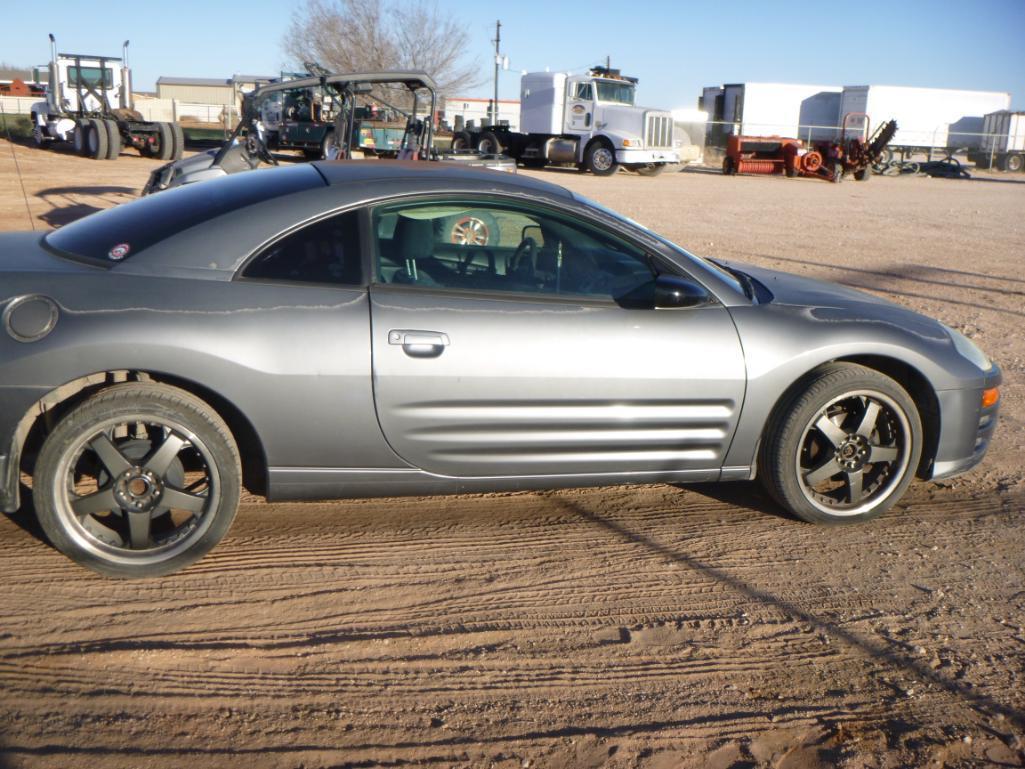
[53,415,220,565]
[450,216,489,245]
[795,389,911,516]
[592,147,613,171]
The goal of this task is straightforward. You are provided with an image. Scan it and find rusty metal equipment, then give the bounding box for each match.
[722,114,897,183]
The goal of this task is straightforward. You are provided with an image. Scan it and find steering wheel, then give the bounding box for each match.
[244,133,279,167]
[509,236,537,278]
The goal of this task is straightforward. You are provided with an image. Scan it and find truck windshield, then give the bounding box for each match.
[67,66,114,89]
[595,81,635,106]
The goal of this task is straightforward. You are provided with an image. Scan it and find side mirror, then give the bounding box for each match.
[654,274,710,309]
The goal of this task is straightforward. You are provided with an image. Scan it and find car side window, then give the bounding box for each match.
[243,210,362,285]
[372,200,656,305]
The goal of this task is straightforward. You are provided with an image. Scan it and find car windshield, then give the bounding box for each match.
[594,81,635,106]
[45,164,325,264]
[571,192,746,296]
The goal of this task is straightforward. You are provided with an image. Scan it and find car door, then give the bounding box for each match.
[368,197,747,479]
[564,78,594,134]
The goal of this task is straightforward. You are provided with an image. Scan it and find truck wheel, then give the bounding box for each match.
[31,114,47,148]
[876,148,893,166]
[170,122,185,161]
[1004,154,1024,173]
[155,122,174,161]
[320,131,337,160]
[73,119,91,155]
[478,131,503,155]
[853,165,872,181]
[450,131,472,151]
[103,119,122,160]
[87,119,108,160]
[32,382,242,578]
[584,140,618,176]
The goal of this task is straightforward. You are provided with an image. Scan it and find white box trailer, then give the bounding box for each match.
[701,82,842,142]
[839,85,1010,151]
[967,111,1025,171]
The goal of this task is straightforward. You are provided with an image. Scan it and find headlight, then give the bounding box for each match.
[621,138,642,148]
[942,323,993,372]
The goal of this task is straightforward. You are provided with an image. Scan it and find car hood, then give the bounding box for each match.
[723,260,947,338]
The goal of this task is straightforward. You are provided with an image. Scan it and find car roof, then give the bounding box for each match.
[313,160,574,198]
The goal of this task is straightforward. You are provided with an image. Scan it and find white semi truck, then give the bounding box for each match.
[453,66,678,176]
[30,34,183,161]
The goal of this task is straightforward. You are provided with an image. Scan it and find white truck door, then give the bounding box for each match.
[564,78,594,134]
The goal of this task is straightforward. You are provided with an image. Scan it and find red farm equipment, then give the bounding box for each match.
[722,113,898,183]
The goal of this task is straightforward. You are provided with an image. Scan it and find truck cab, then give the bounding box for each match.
[515,67,677,175]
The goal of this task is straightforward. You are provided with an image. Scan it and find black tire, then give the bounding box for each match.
[853,165,871,181]
[103,119,121,160]
[86,118,108,160]
[477,130,503,155]
[584,139,618,176]
[72,118,91,155]
[321,131,337,160]
[759,363,922,525]
[1003,153,1024,173]
[30,113,47,148]
[33,382,242,578]
[450,131,472,151]
[155,122,174,161]
[722,156,736,175]
[169,122,185,161]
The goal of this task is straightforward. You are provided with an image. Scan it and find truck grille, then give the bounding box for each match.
[645,113,673,149]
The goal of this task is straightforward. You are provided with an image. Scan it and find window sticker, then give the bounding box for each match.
[108,243,131,261]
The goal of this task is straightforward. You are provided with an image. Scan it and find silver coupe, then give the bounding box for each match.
[0,163,1001,577]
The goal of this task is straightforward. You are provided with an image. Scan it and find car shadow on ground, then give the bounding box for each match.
[679,480,797,522]
[32,184,138,228]
[544,493,1025,734]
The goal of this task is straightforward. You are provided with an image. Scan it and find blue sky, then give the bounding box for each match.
[3,0,1023,109]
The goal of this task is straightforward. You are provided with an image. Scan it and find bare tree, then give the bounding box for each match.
[284,0,482,95]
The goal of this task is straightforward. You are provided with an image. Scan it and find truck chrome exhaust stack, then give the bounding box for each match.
[121,39,131,110]
[48,33,61,108]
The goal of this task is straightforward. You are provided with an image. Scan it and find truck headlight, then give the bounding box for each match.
[942,323,994,372]
[621,138,641,148]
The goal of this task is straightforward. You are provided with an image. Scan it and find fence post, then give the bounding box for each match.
[172,99,178,123]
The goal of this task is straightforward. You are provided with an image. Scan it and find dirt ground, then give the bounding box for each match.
[1,139,1023,769]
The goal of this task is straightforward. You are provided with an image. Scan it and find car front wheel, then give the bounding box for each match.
[760,364,922,524]
[33,383,241,578]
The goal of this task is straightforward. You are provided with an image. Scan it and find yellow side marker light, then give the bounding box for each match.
[982,387,1000,409]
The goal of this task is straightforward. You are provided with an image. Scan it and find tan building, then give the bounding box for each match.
[156,75,274,110]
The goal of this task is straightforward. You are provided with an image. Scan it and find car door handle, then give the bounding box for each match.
[388,329,450,358]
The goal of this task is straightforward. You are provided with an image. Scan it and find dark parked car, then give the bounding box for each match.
[0,162,1000,577]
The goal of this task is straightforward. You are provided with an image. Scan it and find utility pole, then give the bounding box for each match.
[492,20,501,127]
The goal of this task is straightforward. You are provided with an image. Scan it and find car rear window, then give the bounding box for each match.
[44,164,326,264]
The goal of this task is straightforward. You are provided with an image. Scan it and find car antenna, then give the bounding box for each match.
[0,101,35,231]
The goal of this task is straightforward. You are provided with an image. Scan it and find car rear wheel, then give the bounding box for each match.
[33,383,241,578]
[759,364,922,524]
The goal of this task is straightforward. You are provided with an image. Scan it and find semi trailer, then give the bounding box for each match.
[967,111,1025,172]
[30,34,184,161]
[454,66,678,176]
